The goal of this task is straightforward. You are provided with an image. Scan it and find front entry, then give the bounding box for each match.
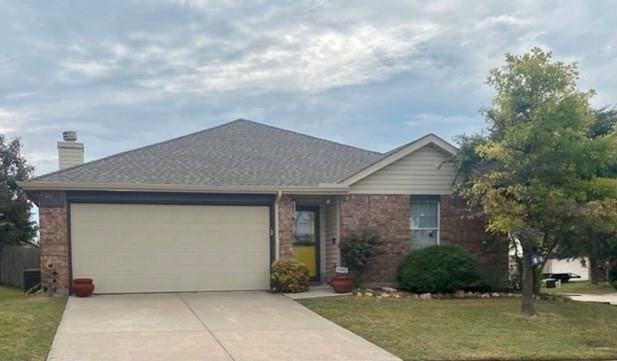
[293,205,320,281]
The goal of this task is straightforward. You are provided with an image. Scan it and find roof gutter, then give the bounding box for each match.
[19,181,350,195]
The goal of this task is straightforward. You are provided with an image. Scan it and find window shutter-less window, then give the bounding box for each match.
[410,196,439,249]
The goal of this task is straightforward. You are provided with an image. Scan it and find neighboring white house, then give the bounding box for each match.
[543,257,590,281]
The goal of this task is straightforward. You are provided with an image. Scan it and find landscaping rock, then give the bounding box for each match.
[465,291,475,298]
[454,290,465,298]
[381,292,391,298]
[364,292,374,297]
[382,287,398,293]
[491,292,501,298]
[420,293,432,300]
[480,293,490,298]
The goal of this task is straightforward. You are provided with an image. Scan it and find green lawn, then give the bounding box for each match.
[0,285,66,361]
[301,296,617,361]
[543,281,615,295]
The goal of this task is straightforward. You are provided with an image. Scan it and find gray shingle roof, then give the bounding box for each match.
[33,119,383,187]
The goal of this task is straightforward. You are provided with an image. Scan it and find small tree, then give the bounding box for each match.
[0,135,36,246]
[339,230,382,283]
[454,48,617,316]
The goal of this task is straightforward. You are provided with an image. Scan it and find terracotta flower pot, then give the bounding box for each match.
[72,278,95,297]
[330,275,353,293]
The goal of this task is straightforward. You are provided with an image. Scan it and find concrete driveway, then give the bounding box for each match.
[568,292,617,306]
[48,292,400,361]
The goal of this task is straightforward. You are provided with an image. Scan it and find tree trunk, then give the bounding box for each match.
[589,257,606,285]
[520,245,537,317]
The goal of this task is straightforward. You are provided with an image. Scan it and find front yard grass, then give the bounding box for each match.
[543,280,615,295]
[300,296,617,361]
[0,285,66,361]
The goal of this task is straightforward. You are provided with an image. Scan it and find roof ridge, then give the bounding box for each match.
[31,119,247,181]
[236,119,382,156]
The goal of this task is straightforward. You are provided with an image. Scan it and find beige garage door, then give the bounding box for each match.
[70,203,270,294]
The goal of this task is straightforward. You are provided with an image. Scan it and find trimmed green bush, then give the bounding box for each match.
[397,245,480,293]
[271,258,310,293]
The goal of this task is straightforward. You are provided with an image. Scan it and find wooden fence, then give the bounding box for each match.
[0,245,40,287]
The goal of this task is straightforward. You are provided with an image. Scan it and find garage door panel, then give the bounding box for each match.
[70,203,270,293]
[73,229,268,250]
[74,250,270,274]
[87,272,268,293]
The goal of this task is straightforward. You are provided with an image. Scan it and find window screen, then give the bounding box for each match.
[410,196,439,249]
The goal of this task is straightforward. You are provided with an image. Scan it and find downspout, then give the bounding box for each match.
[274,190,282,260]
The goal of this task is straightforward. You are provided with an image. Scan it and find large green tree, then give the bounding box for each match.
[554,107,617,283]
[455,48,617,316]
[0,135,36,245]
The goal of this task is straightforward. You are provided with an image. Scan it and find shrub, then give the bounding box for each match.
[270,258,310,293]
[397,245,480,293]
[339,230,383,278]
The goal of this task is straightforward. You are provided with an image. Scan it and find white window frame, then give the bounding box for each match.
[410,196,440,247]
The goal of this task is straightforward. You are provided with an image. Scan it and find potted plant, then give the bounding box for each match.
[329,272,353,293]
[72,278,95,297]
[333,230,382,292]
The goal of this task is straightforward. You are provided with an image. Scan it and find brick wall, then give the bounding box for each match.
[35,190,506,293]
[38,191,70,294]
[440,195,508,283]
[337,194,508,286]
[339,195,410,283]
[277,194,294,259]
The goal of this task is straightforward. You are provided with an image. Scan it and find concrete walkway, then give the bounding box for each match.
[284,285,352,300]
[568,292,617,306]
[48,292,400,361]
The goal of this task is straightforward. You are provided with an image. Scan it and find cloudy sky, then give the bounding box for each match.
[1,0,616,176]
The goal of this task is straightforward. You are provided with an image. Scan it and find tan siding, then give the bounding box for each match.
[319,204,326,281]
[324,198,339,279]
[58,145,84,170]
[350,144,455,194]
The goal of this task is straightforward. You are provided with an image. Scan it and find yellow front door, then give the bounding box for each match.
[293,206,319,280]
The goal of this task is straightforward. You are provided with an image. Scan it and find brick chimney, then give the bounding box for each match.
[57,130,84,170]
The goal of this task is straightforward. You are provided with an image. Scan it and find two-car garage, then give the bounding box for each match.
[69,202,271,294]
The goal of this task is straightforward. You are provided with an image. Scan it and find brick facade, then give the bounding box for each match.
[38,191,70,294]
[34,190,506,294]
[338,195,411,283]
[336,194,507,286]
[440,195,508,283]
[277,194,294,259]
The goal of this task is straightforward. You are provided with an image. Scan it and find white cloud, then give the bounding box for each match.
[404,113,481,127]
[4,91,37,100]
[182,22,441,93]
[0,0,615,174]
[60,60,115,78]
[0,107,34,133]
[475,15,534,29]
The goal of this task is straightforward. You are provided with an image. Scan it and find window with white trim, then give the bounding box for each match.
[410,196,440,249]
